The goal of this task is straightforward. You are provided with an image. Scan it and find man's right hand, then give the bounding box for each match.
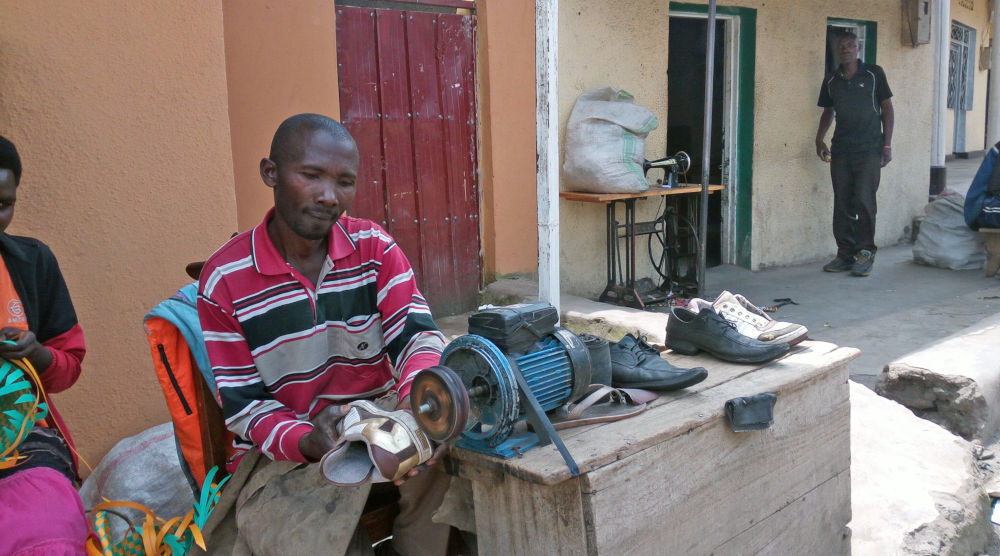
[298,404,351,462]
[815,140,831,163]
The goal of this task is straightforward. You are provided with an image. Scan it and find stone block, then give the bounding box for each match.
[876,313,1000,441]
[850,381,991,556]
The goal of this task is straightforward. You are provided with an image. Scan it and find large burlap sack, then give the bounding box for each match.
[79,423,196,542]
[913,190,987,270]
[563,87,659,194]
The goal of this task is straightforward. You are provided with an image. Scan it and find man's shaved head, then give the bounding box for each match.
[269,113,356,166]
[836,31,860,47]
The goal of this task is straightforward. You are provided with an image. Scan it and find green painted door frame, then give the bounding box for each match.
[669,2,756,269]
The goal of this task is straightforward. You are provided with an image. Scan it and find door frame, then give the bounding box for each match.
[949,19,976,154]
[669,3,756,268]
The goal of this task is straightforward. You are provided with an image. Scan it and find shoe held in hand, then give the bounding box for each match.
[320,400,434,486]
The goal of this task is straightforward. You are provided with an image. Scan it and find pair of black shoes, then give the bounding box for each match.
[607,333,708,391]
[665,306,789,364]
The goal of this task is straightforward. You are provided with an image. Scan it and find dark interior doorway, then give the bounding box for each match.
[668,16,725,268]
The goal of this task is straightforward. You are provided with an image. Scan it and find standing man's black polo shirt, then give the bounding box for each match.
[817,62,893,154]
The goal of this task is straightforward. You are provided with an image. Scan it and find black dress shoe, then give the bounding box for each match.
[609,333,708,390]
[665,306,790,364]
[580,333,612,385]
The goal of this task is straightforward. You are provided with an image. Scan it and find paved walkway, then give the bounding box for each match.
[945,153,985,196]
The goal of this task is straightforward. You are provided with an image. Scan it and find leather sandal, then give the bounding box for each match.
[539,384,659,431]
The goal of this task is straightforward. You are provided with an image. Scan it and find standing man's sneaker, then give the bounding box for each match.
[851,250,874,276]
[823,256,856,272]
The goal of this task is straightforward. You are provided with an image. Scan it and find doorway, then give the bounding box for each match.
[667,16,725,268]
[949,20,976,156]
[667,5,754,269]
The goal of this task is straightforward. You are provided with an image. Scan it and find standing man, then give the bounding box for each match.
[815,31,894,276]
[197,114,450,556]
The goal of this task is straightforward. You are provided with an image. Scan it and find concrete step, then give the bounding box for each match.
[876,312,1000,441]
[850,381,991,555]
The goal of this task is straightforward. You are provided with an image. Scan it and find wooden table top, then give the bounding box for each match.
[559,184,725,203]
[449,341,858,486]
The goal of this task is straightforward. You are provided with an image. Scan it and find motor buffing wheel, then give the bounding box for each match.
[409,366,470,442]
[410,335,520,447]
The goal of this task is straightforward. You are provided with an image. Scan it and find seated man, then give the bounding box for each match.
[965,140,1000,231]
[0,135,89,556]
[197,114,450,556]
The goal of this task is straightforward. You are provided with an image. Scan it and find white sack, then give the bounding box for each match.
[79,423,195,542]
[913,190,987,270]
[563,87,659,194]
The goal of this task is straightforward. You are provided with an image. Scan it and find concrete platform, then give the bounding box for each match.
[877,312,1000,442]
[850,381,991,556]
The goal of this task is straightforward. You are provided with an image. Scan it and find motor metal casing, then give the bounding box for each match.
[466,302,559,354]
[435,327,591,451]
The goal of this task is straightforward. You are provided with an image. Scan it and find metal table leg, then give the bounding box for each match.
[599,199,645,310]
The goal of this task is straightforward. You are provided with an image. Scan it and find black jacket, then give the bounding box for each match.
[0,234,78,343]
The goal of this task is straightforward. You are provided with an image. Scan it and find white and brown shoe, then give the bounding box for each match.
[320,400,434,486]
[688,291,808,346]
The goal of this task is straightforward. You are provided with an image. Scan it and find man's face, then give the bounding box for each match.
[262,129,360,241]
[835,36,860,66]
[0,171,17,236]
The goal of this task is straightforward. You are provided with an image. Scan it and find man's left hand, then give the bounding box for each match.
[0,328,53,372]
[881,148,892,168]
[394,399,449,486]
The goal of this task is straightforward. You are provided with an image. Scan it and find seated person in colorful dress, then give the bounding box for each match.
[0,135,89,556]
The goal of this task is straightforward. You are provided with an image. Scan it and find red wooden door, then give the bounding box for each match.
[336,6,481,317]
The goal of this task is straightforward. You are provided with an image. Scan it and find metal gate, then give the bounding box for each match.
[336,6,481,317]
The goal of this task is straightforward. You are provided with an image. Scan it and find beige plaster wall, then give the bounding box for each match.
[559,0,671,296]
[559,0,933,298]
[478,0,540,278]
[946,0,990,154]
[222,0,341,232]
[0,1,238,470]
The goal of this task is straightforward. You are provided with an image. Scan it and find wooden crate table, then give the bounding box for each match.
[983,228,1000,277]
[447,340,857,556]
[560,185,724,310]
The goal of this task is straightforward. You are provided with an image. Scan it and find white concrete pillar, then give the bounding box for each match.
[536,0,560,315]
[930,0,951,193]
[988,0,1000,146]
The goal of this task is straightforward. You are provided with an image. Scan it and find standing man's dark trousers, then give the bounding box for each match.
[830,150,882,259]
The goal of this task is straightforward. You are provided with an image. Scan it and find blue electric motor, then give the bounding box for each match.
[410,303,592,459]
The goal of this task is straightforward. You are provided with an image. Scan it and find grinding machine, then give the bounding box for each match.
[409,303,592,475]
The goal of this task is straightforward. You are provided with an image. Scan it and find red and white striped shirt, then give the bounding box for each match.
[197,210,444,466]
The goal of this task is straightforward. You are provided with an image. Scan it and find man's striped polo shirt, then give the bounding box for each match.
[197,209,444,465]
